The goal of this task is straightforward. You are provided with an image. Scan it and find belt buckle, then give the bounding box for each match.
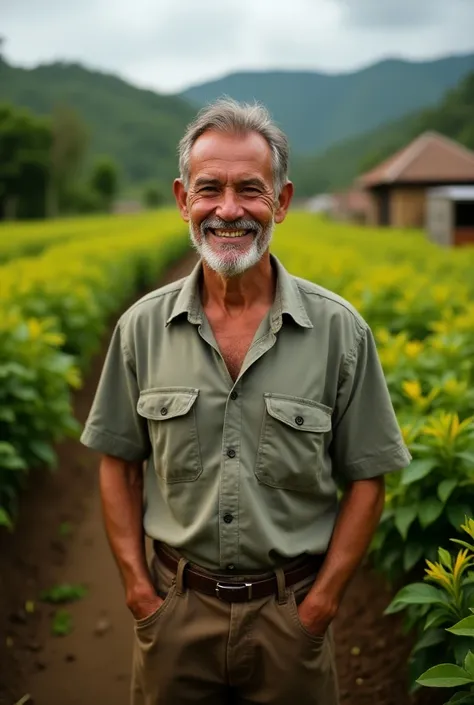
[215,581,253,601]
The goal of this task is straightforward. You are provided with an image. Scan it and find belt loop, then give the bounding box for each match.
[175,557,189,596]
[274,567,287,605]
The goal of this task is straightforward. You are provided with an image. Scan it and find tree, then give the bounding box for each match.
[90,156,120,210]
[48,104,88,216]
[143,181,166,208]
[0,103,52,220]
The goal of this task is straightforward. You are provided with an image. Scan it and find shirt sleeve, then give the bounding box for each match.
[80,320,151,462]
[331,323,412,483]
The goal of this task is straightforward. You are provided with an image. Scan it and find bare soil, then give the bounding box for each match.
[0,253,446,705]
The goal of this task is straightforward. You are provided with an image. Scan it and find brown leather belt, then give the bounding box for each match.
[154,542,326,603]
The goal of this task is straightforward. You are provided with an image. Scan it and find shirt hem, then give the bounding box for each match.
[338,443,412,481]
[80,424,148,462]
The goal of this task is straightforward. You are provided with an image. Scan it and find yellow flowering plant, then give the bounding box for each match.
[371,411,474,579]
[386,519,474,701]
[0,211,189,528]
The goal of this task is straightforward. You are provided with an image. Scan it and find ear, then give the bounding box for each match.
[173,179,189,221]
[274,182,294,224]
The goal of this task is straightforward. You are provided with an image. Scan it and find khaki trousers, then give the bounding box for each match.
[130,549,339,705]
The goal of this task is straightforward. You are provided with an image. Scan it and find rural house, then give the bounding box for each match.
[357,132,474,228]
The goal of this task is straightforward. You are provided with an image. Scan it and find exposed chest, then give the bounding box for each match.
[206,311,268,382]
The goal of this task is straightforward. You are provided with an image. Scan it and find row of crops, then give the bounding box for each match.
[1,210,473,698]
[0,210,189,528]
[273,215,474,698]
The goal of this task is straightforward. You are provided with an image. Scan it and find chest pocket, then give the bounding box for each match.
[255,393,332,491]
[137,387,202,483]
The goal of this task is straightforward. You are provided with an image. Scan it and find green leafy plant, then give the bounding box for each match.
[385,518,474,697]
[371,412,474,579]
[40,583,87,604]
[52,609,73,637]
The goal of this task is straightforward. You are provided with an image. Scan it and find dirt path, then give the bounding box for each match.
[1,253,441,705]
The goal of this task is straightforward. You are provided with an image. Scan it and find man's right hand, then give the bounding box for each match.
[126,585,164,621]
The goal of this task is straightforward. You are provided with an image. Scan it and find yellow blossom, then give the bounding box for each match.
[402,380,422,401]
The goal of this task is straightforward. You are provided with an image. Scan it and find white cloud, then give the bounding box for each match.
[2,0,474,92]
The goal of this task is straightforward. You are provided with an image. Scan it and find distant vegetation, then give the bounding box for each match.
[1,40,474,218]
[291,70,474,197]
[0,54,195,189]
[181,55,474,155]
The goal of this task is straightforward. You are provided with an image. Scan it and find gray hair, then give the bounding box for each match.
[178,97,290,196]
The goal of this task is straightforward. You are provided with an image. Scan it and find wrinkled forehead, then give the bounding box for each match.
[189,130,273,184]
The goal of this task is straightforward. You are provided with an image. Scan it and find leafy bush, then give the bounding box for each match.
[371,412,474,579]
[385,518,474,698]
[0,211,188,527]
[273,215,474,578]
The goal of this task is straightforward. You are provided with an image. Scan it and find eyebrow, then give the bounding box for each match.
[239,178,266,189]
[194,177,221,188]
[193,177,266,189]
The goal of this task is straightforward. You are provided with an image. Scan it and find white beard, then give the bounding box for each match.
[188,219,274,277]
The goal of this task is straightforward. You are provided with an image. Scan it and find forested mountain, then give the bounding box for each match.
[180,54,474,156]
[290,70,474,197]
[1,52,473,197]
[0,58,195,186]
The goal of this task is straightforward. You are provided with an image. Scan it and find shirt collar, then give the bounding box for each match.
[165,254,313,331]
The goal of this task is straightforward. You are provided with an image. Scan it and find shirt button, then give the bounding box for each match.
[230,390,238,400]
[160,407,168,416]
[223,513,234,524]
[227,448,236,458]
[295,416,304,426]
[227,564,235,570]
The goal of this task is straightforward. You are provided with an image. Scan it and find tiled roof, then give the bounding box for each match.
[358,132,474,187]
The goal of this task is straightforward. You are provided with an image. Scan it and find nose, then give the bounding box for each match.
[215,187,245,222]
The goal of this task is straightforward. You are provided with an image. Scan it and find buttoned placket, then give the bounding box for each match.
[196,305,282,569]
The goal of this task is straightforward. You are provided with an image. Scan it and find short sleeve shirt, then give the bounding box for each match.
[80,254,412,571]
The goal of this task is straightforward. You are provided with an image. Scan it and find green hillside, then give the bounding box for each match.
[181,54,474,156]
[291,70,474,197]
[0,59,195,187]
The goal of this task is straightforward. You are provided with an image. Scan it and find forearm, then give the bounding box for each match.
[308,477,385,612]
[99,454,153,602]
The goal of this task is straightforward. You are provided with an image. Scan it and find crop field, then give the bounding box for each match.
[1,209,473,703]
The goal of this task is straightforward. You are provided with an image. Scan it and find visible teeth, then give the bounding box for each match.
[214,230,246,238]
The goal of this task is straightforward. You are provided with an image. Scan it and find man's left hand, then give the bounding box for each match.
[297,591,339,638]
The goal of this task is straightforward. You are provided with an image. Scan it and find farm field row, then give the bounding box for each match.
[0,211,158,263]
[0,210,188,527]
[273,214,474,695]
[1,210,473,697]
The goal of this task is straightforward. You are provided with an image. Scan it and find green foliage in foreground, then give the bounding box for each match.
[0,211,189,528]
[386,518,474,700]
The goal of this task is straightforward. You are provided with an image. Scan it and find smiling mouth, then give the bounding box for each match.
[207,228,253,239]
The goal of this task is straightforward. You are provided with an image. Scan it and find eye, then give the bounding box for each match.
[242,186,261,194]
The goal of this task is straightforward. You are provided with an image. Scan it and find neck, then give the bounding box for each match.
[201,251,275,314]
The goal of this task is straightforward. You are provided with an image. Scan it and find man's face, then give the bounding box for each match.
[174,130,291,277]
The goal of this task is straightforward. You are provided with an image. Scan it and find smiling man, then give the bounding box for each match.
[80,98,412,705]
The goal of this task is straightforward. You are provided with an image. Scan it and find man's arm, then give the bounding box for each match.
[298,476,385,635]
[99,454,162,620]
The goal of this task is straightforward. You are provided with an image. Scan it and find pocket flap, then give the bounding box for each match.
[137,387,199,420]
[264,394,331,432]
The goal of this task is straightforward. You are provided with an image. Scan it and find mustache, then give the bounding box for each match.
[200,217,262,233]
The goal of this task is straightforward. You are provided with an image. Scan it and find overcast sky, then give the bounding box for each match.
[3,0,474,93]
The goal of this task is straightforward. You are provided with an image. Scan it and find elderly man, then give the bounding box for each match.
[80,98,411,705]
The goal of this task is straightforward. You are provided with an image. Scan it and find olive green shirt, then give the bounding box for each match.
[80,254,411,571]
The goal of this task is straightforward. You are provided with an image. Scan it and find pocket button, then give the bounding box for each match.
[160,407,168,416]
[295,416,304,426]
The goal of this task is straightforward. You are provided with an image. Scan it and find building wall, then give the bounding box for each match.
[366,191,386,226]
[426,196,453,247]
[454,227,474,246]
[390,188,426,228]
